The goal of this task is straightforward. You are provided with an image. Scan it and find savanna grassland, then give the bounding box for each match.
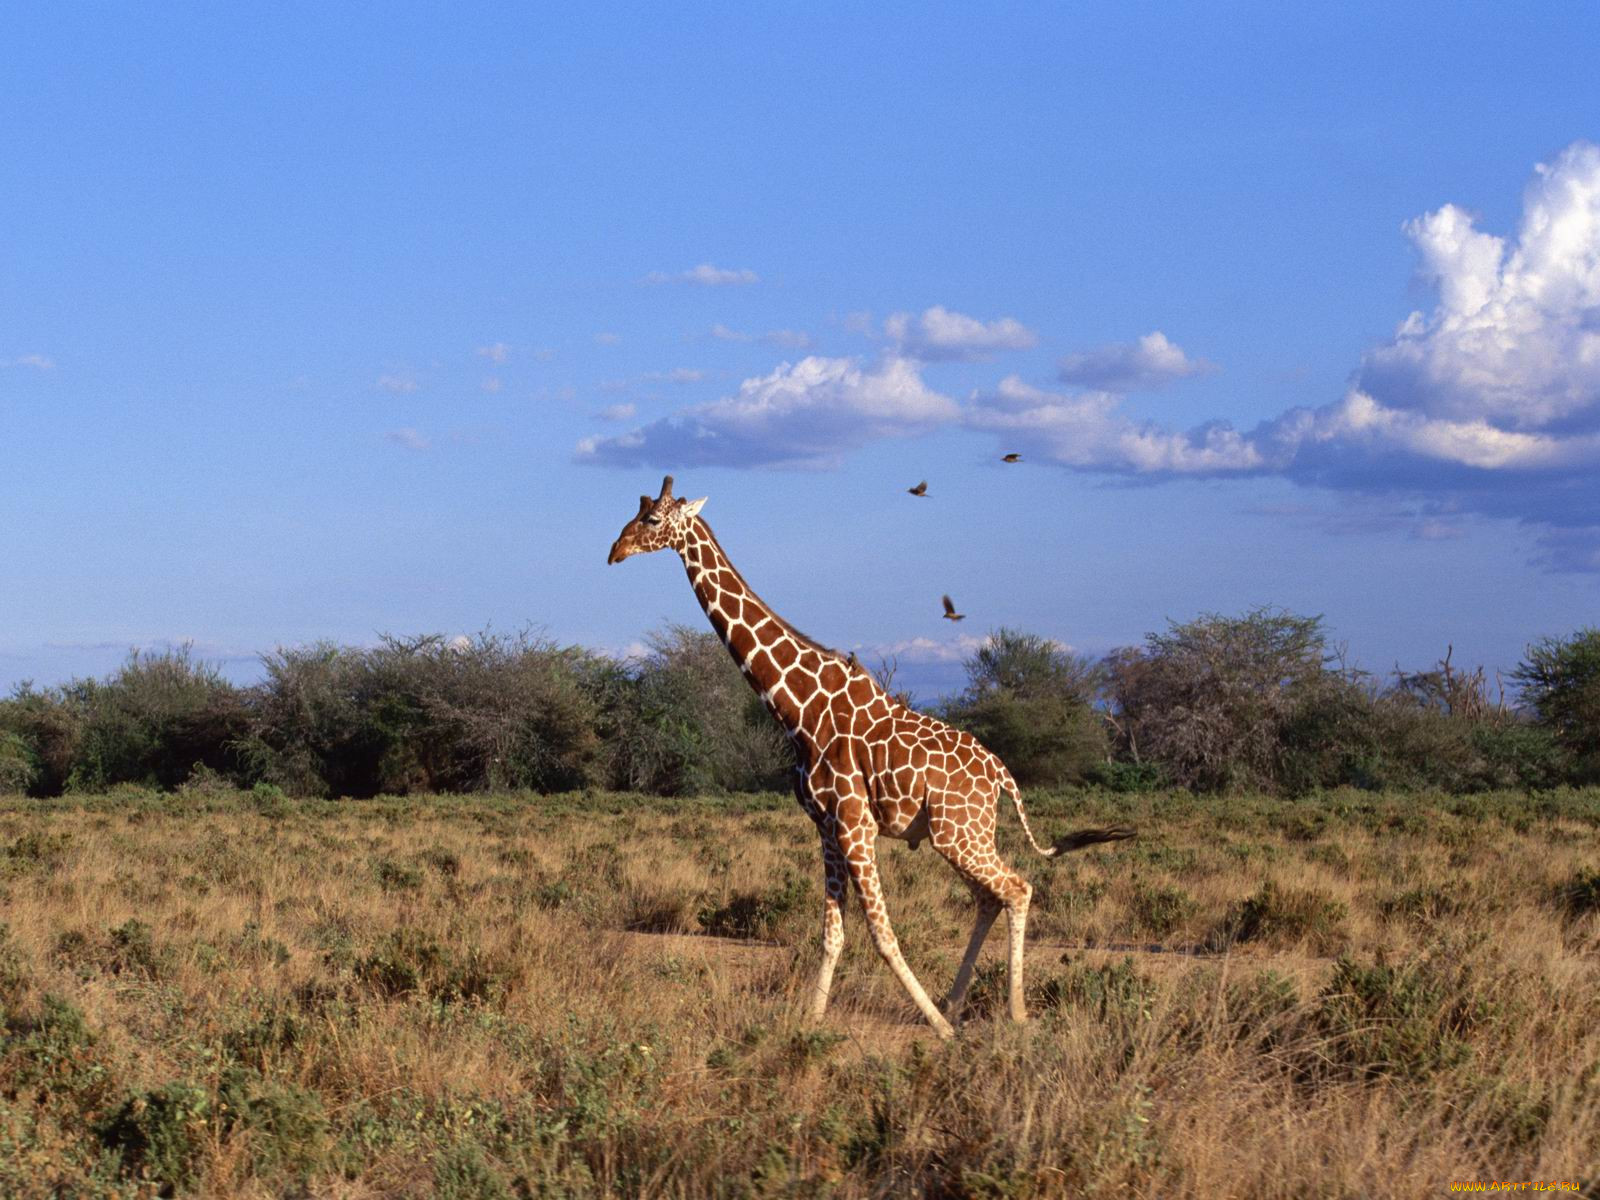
[1,784,1597,1198]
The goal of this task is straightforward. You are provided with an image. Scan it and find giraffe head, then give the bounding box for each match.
[607,475,707,564]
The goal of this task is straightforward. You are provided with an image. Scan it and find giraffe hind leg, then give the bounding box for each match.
[943,888,1002,1021]
[934,839,1034,1023]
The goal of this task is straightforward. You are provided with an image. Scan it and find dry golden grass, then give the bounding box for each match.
[1,784,1597,1197]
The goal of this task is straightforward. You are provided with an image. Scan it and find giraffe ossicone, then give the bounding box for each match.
[608,475,1133,1036]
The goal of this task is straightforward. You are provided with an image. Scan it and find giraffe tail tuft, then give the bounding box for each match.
[1049,826,1137,855]
[1002,766,1136,857]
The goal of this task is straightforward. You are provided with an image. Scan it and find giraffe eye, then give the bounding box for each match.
[641,515,661,526]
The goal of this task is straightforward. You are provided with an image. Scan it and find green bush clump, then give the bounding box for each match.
[97,1081,214,1191]
[433,1140,513,1200]
[1129,880,1195,938]
[1310,954,1494,1082]
[353,927,511,1004]
[217,1066,330,1180]
[0,730,35,794]
[697,873,809,940]
[1208,881,1348,953]
[1556,866,1600,920]
[941,628,1107,788]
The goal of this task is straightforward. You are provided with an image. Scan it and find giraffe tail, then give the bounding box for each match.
[1003,770,1136,857]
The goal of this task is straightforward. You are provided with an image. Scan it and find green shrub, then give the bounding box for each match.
[353,927,511,1004]
[697,873,809,940]
[98,1081,213,1191]
[1556,866,1600,920]
[1208,881,1347,953]
[433,1140,513,1200]
[1514,628,1600,781]
[0,730,35,794]
[942,628,1108,788]
[1129,880,1194,938]
[1310,955,1491,1082]
[217,1066,329,1179]
[244,632,605,797]
[62,647,254,793]
[373,856,424,892]
[599,624,791,795]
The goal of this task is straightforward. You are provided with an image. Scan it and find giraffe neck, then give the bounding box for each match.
[675,517,825,735]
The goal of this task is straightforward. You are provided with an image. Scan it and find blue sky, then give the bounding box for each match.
[2,3,1597,700]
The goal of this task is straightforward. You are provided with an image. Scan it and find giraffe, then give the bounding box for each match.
[608,476,1133,1038]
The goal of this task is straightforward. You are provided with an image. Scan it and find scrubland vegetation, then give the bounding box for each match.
[1,615,1596,1194]
[1,785,1596,1196]
[1,613,1597,802]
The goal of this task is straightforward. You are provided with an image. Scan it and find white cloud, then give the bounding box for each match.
[709,323,750,342]
[966,376,1263,474]
[4,354,54,370]
[645,263,760,286]
[476,342,510,364]
[384,428,430,451]
[1056,331,1214,391]
[977,142,1600,570]
[885,305,1038,361]
[481,377,503,394]
[593,331,622,346]
[576,355,957,469]
[599,402,637,422]
[377,372,419,394]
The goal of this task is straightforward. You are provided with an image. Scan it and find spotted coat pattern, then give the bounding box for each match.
[609,484,1069,1036]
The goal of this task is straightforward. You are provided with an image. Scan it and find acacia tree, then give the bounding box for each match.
[943,628,1107,788]
[1106,608,1338,793]
[1513,628,1600,780]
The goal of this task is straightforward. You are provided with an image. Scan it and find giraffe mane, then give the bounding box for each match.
[695,517,863,671]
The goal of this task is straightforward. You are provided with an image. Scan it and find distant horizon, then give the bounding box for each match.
[6,606,1573,714]
[4,6,1596,707]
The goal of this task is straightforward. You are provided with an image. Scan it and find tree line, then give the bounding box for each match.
[0,612,1595,799]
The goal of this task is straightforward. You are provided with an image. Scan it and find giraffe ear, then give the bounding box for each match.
[680,497,707,519]
[637,496,652,516]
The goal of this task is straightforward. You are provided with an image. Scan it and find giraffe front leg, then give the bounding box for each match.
[810,837,847,1020]
[836,818,955,1039]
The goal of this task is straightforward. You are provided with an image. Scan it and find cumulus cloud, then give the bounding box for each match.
[476,342,510,364]
[599,402,637,422]
[575,355,958,469]
[966,376,1262,474]
[645,263,759,286]
[982,142,1600,570]
[885,305,1037,361]
[1056,331,1214,391]
[579,143,1600,568]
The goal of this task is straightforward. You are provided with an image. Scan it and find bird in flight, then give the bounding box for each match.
[1002,453,1021,463]
[942,595,965,621]
[907,480,928,496]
